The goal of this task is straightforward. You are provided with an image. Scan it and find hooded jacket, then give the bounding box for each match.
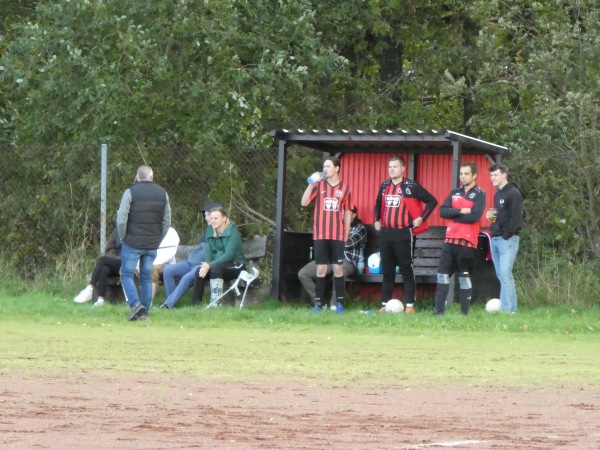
[491,182,523,239]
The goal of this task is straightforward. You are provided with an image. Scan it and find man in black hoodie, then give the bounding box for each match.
[488,163,523,313]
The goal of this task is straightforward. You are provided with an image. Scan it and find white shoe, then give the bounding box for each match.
[330,305,337,311]
[74,286,93,303]
[93,298,104,307]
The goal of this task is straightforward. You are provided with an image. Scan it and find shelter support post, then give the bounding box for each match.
[271,139,288,300]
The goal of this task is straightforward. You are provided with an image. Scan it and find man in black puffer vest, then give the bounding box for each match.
[117,165,171,321]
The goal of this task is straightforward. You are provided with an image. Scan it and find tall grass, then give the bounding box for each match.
[0,247,92,298]
[1,243,600,310]
[516,249,600,307]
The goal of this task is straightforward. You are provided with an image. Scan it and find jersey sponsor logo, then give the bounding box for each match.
[324,197,339,211]
[385,194,401,207]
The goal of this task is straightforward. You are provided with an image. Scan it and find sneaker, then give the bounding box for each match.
[74,286,93,303]
[405,306,415,314]
[127,304,146,322]
[159,302,170,309]
[93,298,105,307]
[336,303,345,314]
[432,309,444,316]
[312,305,322,312]
[330,305,337,312]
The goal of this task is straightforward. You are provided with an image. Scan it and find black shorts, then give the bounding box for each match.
[314,240,345,265]
[437,243,475,276]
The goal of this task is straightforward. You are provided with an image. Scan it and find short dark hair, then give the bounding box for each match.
[461,162,478,175]
[489,163,509,175]
[324,156,341,170]
[389,155,406,166]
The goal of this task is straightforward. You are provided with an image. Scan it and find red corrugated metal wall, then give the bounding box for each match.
[341,153,495,226]
[415,154,450,226]
[340,153,409,224]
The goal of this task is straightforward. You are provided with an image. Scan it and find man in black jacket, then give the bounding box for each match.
[117,165,171,321]
[488,163,523,313]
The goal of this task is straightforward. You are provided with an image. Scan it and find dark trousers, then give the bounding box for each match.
[435,243,475,315]
[90,256,121,297]
[191,261,246,304]
[379,227,415,304]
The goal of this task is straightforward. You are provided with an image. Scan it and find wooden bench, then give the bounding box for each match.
[174,234,267,272]
[343,225,446,304]
[348,225,445,284]
[347,225,501,304]
[104,235,268,303]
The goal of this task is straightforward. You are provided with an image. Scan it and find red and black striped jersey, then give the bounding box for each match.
[309,180,353,241]
[374,178,437,229]
[440,185,486,248]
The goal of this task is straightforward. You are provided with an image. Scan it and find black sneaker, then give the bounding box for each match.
[128,304,146,321]
[432,310,445,316]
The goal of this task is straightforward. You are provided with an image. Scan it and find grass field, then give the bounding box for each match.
[2,291,599,388]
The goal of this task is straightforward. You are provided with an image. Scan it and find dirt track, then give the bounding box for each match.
[1,373,599,449]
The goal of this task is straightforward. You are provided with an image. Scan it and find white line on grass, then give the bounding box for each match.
[399,440,489,449]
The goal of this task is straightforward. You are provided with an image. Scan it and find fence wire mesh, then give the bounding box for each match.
[0,142,327,286]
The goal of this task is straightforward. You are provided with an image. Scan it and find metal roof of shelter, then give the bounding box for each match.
[270,128,508,156]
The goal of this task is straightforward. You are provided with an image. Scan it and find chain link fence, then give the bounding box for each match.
[0,143,326,287]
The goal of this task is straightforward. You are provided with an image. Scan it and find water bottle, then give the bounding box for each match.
[357,248,365,274]
[307,172,324,184]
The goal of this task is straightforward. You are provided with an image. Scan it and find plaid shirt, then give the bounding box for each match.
[344,219,367,266]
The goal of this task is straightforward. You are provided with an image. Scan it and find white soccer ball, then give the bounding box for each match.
[485,298,501,313]
[384,299,404,313]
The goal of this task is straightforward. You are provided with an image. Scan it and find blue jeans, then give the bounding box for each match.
[121,243,157,314]
[162,261,200,308]
[491,236,520,312]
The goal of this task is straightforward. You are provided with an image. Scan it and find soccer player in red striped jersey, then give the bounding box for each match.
[432,162,486,316]
[374,155,438,313]
[301,156,353,313]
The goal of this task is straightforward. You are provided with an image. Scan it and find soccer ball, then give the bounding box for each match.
[384,299,404,313]
[485,298,501,313]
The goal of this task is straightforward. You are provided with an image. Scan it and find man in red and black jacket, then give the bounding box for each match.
[374,155,438,313]
[433,162,486,316]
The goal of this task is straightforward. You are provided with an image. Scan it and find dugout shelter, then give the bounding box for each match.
[270,128,508,304]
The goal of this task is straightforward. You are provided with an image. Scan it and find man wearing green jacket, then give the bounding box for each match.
[190,206,246,305]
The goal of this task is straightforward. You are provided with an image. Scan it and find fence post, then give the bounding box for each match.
[100,143,108,256]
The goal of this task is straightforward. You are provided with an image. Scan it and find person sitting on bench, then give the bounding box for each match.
[189,206,246,306]
[159,202,220,308]
[74,225,122,307]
